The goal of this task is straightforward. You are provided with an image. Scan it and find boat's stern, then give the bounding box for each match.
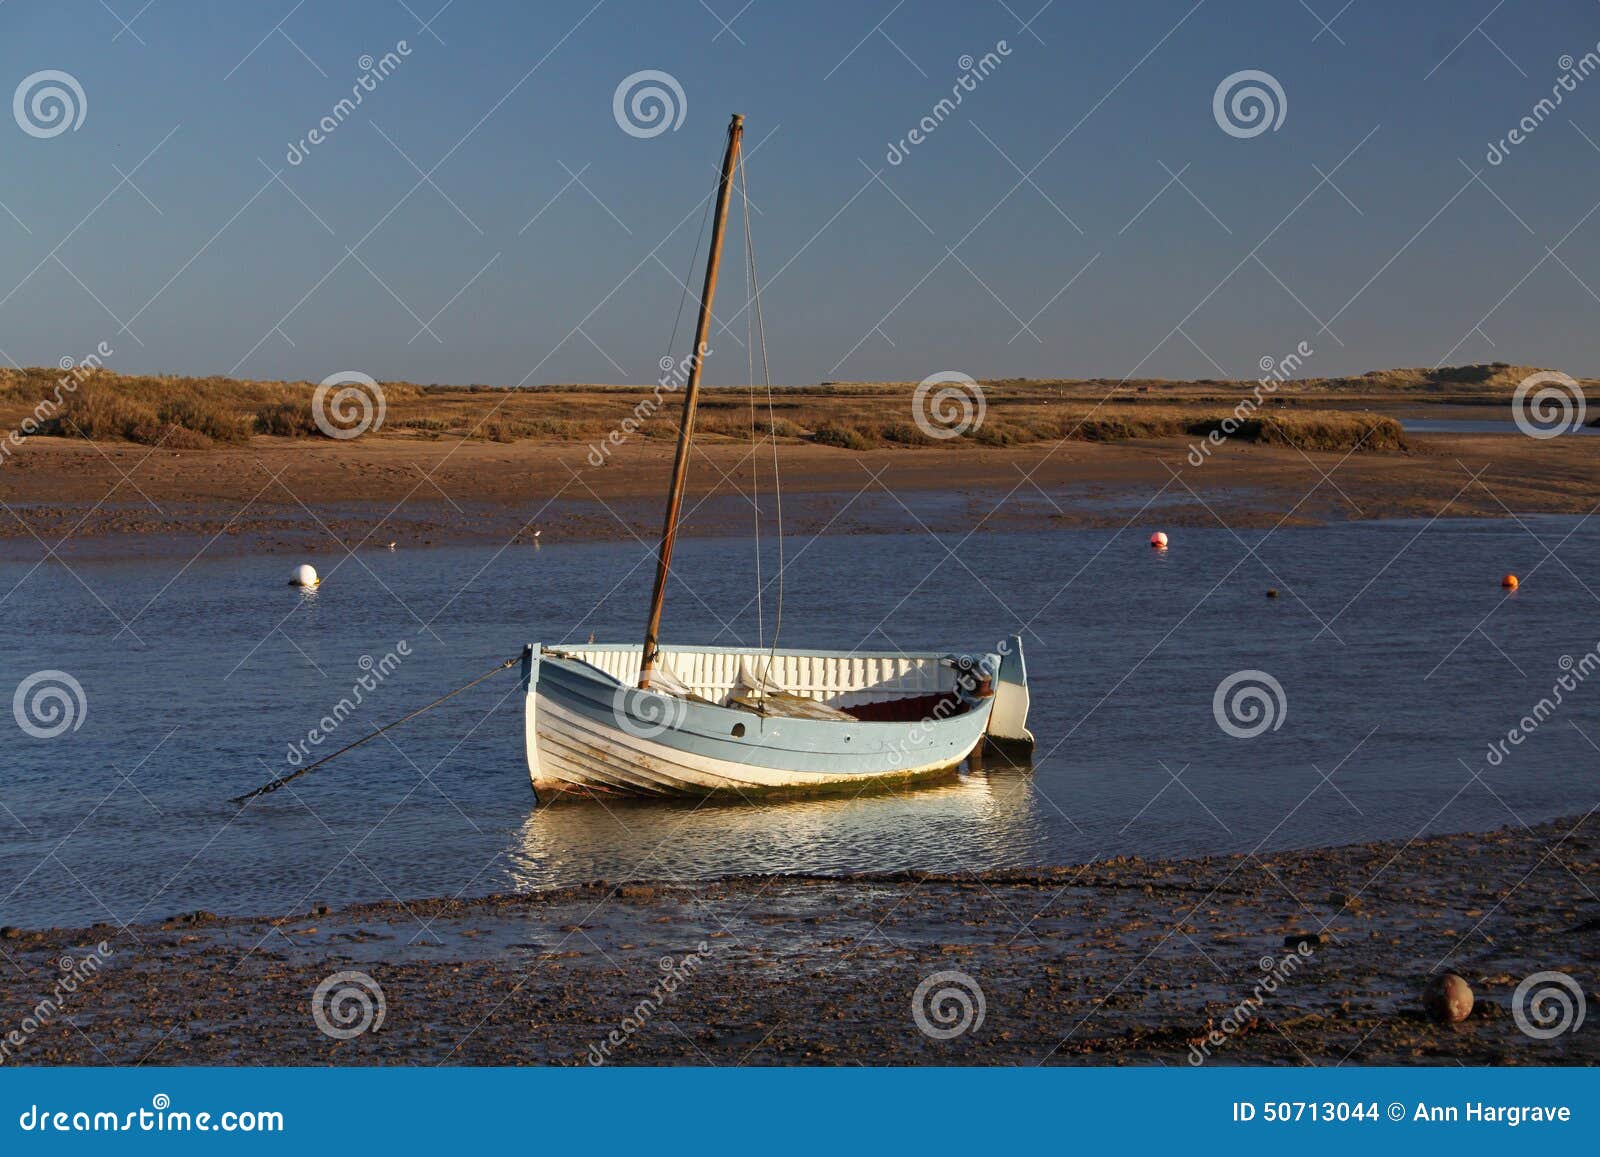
[986,634,1034,748]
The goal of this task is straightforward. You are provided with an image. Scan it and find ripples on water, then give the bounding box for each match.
[2,513,1597,927]
[1400,417,1599,435]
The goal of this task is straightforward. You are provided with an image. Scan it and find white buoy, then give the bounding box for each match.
[291,564,320,588]
[386,542,397,551]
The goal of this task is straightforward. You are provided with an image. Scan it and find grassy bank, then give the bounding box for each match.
[0,364,1483,456]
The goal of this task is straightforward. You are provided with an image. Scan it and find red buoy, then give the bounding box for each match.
[1150,531,1169,550]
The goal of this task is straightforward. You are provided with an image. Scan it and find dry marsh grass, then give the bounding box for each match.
[0,366,1428,455]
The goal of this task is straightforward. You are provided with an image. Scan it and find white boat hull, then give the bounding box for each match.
[521,640,1031,800]
[527,695,977,796]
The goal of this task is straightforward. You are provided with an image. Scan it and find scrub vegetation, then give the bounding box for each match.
[1,362,1566,454]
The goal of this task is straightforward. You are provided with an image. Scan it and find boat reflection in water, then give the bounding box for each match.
[502,753,1041,890]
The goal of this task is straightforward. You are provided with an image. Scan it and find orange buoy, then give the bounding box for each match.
[1150,531,1168,550]
[1502,574,1519,590]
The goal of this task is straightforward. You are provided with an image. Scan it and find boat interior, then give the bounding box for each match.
[544,645,987,723]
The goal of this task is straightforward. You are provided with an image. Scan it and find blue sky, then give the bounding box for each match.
[1,0,1598,387]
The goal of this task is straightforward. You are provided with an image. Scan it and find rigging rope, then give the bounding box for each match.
[742,155,763,653]
[665,182,716,381]
[739,157,785,694]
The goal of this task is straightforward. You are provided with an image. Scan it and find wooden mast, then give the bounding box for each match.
[640,112,744,689]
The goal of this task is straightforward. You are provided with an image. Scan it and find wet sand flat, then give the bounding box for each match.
[3,812,1594,1065]
[3,429,1599,558]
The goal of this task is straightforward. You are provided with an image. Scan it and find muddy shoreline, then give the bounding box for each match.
[3,429,1598,559]
[3,812,1593,1065]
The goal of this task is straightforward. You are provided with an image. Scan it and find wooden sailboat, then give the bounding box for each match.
[521,114,1033,799]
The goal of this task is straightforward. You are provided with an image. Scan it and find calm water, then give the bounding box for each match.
[3,511,1599,928]
[1400,416,1600,435]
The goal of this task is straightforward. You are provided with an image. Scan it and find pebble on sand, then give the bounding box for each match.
[1422,972,1474,1023]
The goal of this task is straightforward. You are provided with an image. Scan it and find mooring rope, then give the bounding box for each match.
[230,653,523,805]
